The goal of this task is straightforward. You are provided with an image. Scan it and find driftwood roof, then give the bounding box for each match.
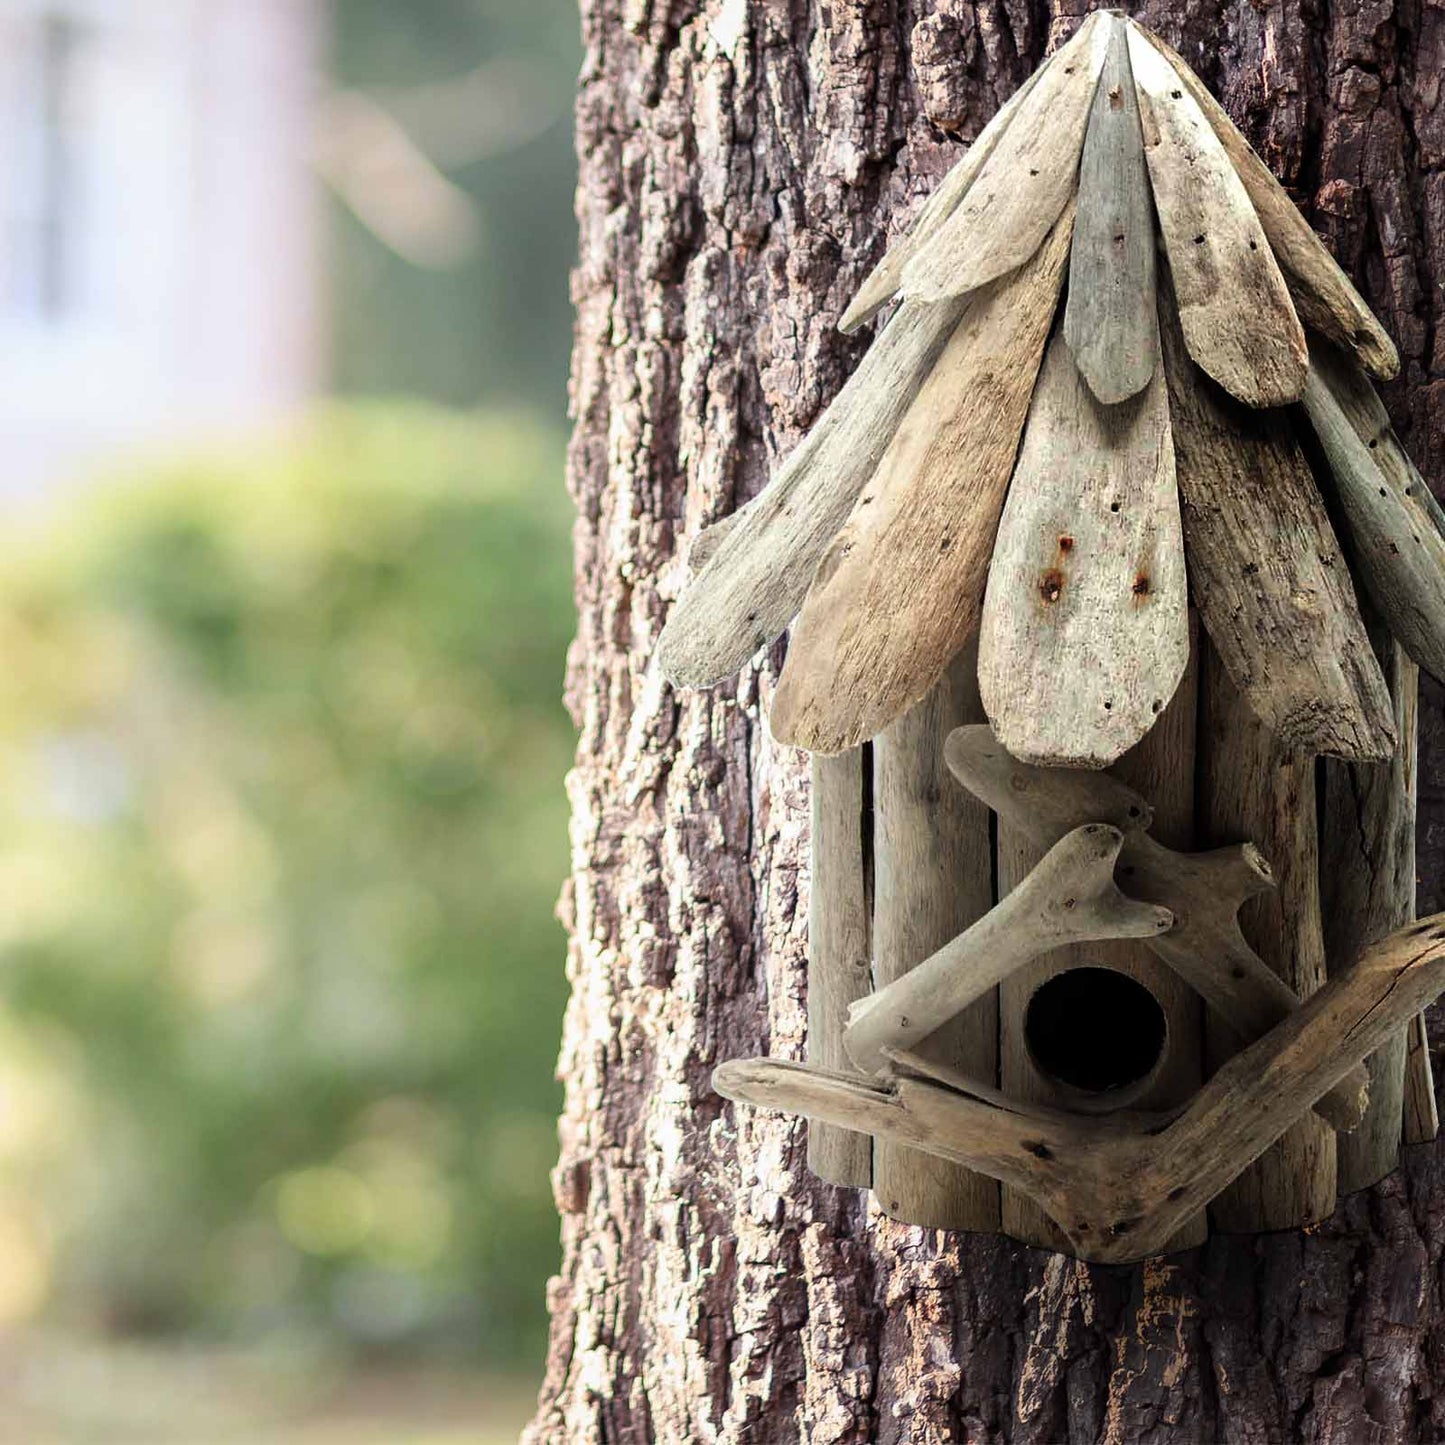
[658,11,1445,770]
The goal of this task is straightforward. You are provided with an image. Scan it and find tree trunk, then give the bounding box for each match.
[530,3,1445,1440]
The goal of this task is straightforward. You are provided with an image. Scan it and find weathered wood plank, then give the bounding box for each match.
[1128,18,1399,382]
[901,14,1107,304]
[839,64,1047,334]
[658,294,968,688]
[1200,642,1336,1232]
[1303,342,1445,684]
[806,749,874,1188]
[714,912,1445,1264]
[997,635,1206,1250]
[1063,20,1158,404]
[978,328,1188,768]
[770,202,1076,754]
[1321,619,1417,1193]
[871,645,998,1230]
[1160,273,1395,761]
[1128,25,1307,408]
[1404,1012,1439,1145]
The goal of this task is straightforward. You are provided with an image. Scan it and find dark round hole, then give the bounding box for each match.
[1024,967,1166,1095]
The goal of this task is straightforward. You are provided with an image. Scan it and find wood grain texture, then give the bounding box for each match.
[1128,25,1307,408]
[1160,275,1395,762]
[1405,1011,1440,1145]
[997,640,1206,1250]
[901,14,1106,304]
[1063,21,1158,405]
[1128,19,1399,383]
[770,203,1075,754]
[716,911,1445,1264]
[1321,622,1417,1194]
[947,721,1370,1132]
[839,65,1046,334]
[1201,642,1336,1232]
[871,646,997,1230]
[805,749,873,1188]
[846,822,1171,1075]
[1304,341,1445,684]
[978,328,1188,768]
[658,294,967,688]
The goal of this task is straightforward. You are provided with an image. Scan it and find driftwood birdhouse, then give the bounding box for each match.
[660,11,1445,1263]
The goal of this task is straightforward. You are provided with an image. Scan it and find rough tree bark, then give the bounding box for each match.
[530,2,1445,1440]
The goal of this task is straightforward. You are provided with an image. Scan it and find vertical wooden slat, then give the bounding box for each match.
[872,643,1000,1231]
[807,749,873,1188]
[1200,641,1336,1230]
[998,624,1205,1251]
[1404,1012,1439,1145]
[1320,623,1417,1193]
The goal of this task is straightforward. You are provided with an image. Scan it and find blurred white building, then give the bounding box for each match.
[0,0,323,504]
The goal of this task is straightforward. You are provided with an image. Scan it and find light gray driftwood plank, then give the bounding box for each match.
[840,65,1046,334]
[1404,1012,1439,1144]
[770,202,1076,755]
[995,640,1206,1251]
[1128,25,1306,408]
[871,644,998,1230]
[1160,274,1395,762]
[715,911,1445,1263]
[1303,342,1445,684]
[1201,641,1336,1232]
[901,14,1107,304]
[658,294,967,688]
[1064,20,1158,404]
[1128,19,1398,382]
[1321,618,1417,1193]
[806,749,874,1188]
[978,328,1188,768]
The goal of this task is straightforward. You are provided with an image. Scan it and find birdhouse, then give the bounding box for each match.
[659,11,1445,1263]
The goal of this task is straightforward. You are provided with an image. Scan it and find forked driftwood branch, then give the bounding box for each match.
[843,823,1173,1074]
[945,726,1371,1130]
[715,913,1445,1262]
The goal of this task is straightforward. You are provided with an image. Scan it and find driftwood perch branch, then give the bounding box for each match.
[844,823,1172,1075]
[715,914,1445,1262]
[945,726,1370,1130]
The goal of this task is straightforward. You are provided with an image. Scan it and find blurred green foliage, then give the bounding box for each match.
[330,0,582,408]
[0,407,574,1365]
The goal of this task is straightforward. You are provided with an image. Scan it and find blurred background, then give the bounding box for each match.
[0,1,580,1440]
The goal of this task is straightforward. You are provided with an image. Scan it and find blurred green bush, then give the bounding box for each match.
[0,406,573,1367]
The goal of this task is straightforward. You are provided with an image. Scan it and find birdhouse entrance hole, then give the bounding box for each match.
[1025,966,1167,1099]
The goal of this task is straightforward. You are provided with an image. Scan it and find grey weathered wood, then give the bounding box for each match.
[871,645,998,1230]
[1303,342,1445,684]
[1128,19,1399,383]
[901,13,1107,304]
[657,294,967,688]
[1321,621,1417,1193]
[977,328,1188,768]
[714,913,1445,1264]
[996,637,1206,1250]
[1063,21,1158,405]
[1160,275,1396,761]
[806,749,874,1188]
[770,203,1075,755]
[845,823,1171,1075]
[1201,643,1336,1232]
[1128,25,1307,408]
[839,64,1047,334]
[1404,1011,1439,1145]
